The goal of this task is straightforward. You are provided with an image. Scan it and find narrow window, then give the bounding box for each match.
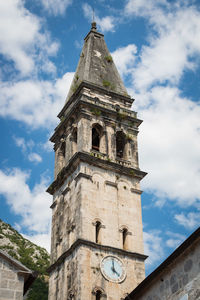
[72,128,77,143]
[122,228,128,250]
[92,127,100,151]
[60,141,66,158]
[96,290,102,300]
[95,221,101,244]
[116,131,126,158]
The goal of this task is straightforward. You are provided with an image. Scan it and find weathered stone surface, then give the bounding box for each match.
[127,235,200,300]
[48,23,146,300]
[0,251,34,300]
[66,24,129,103]
[0,289,14,299]
[0,257,24,300]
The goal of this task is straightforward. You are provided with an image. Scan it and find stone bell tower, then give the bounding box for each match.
[47,22,147,300]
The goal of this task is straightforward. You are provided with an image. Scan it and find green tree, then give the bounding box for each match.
[27,276,48,300]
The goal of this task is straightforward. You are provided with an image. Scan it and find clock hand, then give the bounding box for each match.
[112,267,120,277]
[111,260,120,277]
[111,259,115,273]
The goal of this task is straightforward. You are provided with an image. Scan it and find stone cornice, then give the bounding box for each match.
[51,94,141,143]
[58,81,133,119]
[46,151,147,195]
[47,238,148,273]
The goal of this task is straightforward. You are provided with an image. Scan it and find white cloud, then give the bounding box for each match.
[28,153,42,163]
[117,1,200,209]
[111,44,137,79]
[98,16,115,32]
[0,168,51,235]
[125,1,200,90]
[82,3,116,32]
[137,86,200,207]
[0,0,59,76]
[14,137,27,152]
[13,136,42,163]
[166,231,185,248]
[125,0,169,19]
[14,137,34,152]
[174,212,200,230]
[0,72,74,129]
[144,230,164,267]
[42,140,53,152]
[40,0,72,16]
[23,232,51,253]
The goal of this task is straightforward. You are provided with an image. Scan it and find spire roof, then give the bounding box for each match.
[65,23,129,102]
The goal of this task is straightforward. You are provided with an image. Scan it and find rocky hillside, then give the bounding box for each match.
[0,219,50,299]
[0,219,50,274]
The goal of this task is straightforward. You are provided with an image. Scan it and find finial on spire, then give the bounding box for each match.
[92,7,95,22]
[91,21,97,30]
[91,7,97,30]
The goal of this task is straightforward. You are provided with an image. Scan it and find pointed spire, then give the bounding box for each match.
[65,24,129,102]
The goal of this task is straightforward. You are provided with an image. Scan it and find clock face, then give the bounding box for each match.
[100,256,126,283]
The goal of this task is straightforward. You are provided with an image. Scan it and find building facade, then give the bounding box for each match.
[47,23,147,300]
[125,227,200,300]
[0,250,36,300]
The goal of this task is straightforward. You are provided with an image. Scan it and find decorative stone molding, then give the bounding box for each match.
[47,238,148,273]
[50,200,57,209]
[130,188,143,195]
[47,152,147,195]
[105,180,118,188]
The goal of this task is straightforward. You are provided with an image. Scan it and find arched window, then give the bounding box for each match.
[92,124,102,152]
[116,131,126,158]
[92,288,106,300]
[60,140,66,158]
[122,228,128,250]
[95,221,101,244]
[72,128,77,143]
[96,290,102,300]
[56,139,66,176]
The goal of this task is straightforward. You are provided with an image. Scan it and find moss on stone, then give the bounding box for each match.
[105,55,113,63]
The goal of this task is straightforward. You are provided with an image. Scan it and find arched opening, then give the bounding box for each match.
[92,128,100,151]
[116,131,126,158]
[56,139,66,177]
[72,128,77,143]
[92,124,102,152]
[92,288,106,300]
[122,228,128,250]
[60,140,66,158]
[71,127,77,155]
[95,221,101,244]
[96,290,102,300]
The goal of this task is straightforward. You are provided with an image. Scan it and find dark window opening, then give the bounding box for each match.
[116,131,126,158]
[122,228,128,249]
[95,221,101,244]
[92,127,100,151]
[96,290,102,300]
[60,142,66,158]
[72,129,77,143]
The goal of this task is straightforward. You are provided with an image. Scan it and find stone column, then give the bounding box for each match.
[106,125,115,160]
[77,117,91,152]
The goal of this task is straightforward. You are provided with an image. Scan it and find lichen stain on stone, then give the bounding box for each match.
[94,50,102,58]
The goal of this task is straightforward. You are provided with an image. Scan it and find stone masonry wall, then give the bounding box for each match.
[138,238,200,300]
[0,256,24,300]
[50,161,144,264]
[49,245,145,300]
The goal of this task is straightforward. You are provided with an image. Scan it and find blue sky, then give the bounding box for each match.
[0,0,200,276]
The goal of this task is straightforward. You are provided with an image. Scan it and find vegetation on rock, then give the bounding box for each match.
[0,219,50,299]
